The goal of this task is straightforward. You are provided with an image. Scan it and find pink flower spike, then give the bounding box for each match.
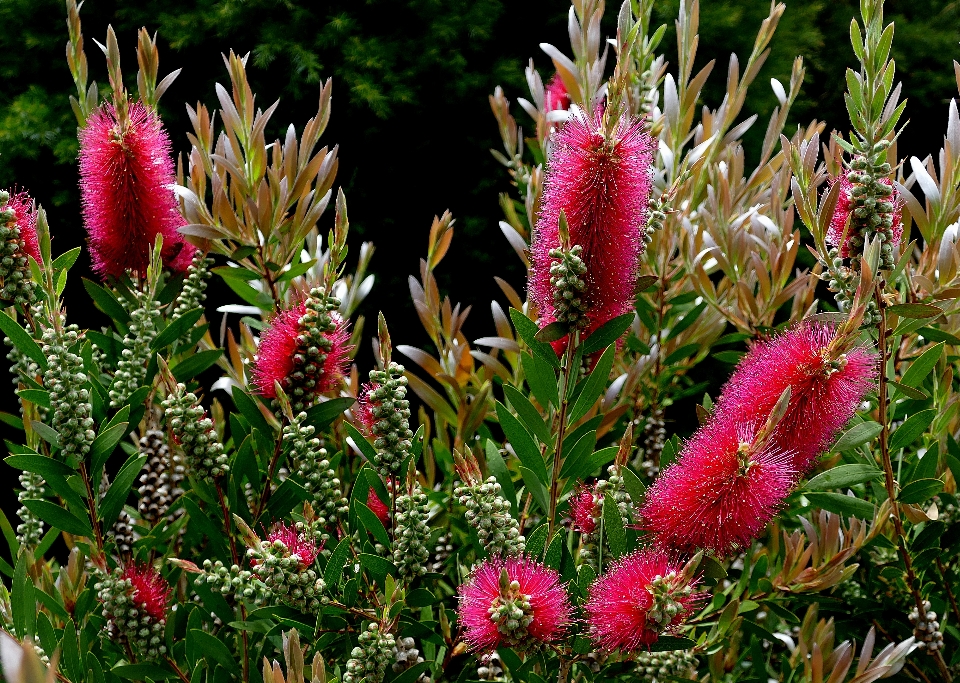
[529,109,656,340]
[583,548,701,652]
[640,420,795,556]
[545,74,571,113]
[355,382,380,437]
[714,321,878,472]
[457,555,571,653]
[4,190,39,263]
[78,101,192,278]
[121,563,171,621]
[569,483,598,534]
[266,522,321,570]
[826,170,903,258]
[367,487,390,524]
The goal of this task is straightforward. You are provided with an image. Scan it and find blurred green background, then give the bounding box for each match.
[0,0,957,358]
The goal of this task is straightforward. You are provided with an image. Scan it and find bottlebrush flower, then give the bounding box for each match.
[79,101,194,278]
[355,382,380,437]
[121,563,171,621]
[826,171,903,258]
[640,421,795,556]
[545,74,571,112]
[265,522,320,569]
[529,109,656,341]
[3,190,40,263]
[457,555,571,653]
[569,483,598,534]
[583,549,701,652]
[251,299,352,409]
[367,487,390,524]
[713,321,877,472]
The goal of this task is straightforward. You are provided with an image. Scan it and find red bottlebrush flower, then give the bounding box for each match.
[266,522,321,569]
[826,171,903,258]
[583,548,701,652]
[4,190,39,262]
[121,563,171,621]
[569,483,598,534]
[457,555,571,653]
[640,421,795,556]
[544,74,571,112]
[367,487,390,524]
[714,321,877,472]
[529,109,656,341]
[79,101,194,278]
[252,302,352,404]
[355,382,381,437]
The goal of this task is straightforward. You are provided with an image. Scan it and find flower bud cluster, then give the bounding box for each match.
[394,483,431,581]
[429,532,454,573]
[366,363,413,478]
[42,324,95,460]
[162,383,229,480]
[286,291,340,414]
[287,412,347,539]
[548,245,588,327]
[909,601,944,653]
[95,566,169,659]
[343,623,396,683]
[109,288,161,408]
[644,195,668,241]
[0,191,37,306]
[455,476,525,557]
[488,577,536,649]
[635,650,698,683]
[634,406,666,478]
[171,253,212,320]
[16,471,45,546]
[5,335,42,392]
[822,248,880,326]
[137,429,184,526]
[476,653,504,681]
[248,522,326,611]
[579,466,632,569]
[202,559,268,604]
[844,152,899,269]
[392,637,431,682]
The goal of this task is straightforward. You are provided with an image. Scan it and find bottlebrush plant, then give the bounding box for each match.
[1,0,959,682]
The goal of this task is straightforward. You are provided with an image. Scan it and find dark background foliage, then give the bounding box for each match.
[0,0,957,431]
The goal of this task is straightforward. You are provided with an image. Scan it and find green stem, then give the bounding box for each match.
[548,334,577,538]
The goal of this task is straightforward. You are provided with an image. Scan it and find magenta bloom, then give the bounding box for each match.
[367,487,390,524]
[569,483,598,534]
[529,109,656,342]
[266,522,320,570]
[4,191,39,263]
[252,303,352,403]
[583,549,701,652]
[544,74,570,113]
[79,101,194,278]
[640,421,795,556]
[714,322,877,472]
[457,555,571,653]
[121,563,171,621]
[355,382,380,437]
[826,171,903,258]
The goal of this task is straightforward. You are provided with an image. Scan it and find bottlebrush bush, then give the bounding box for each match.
[1,0,959,682]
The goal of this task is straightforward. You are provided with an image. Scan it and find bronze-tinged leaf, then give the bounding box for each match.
[886,303,942,319]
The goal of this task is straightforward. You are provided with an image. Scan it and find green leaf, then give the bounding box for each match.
[30,421,60,448]
[888,303,942,319]
[712,350,744,364]
[189,630,241,675]
[485,439,517,515]
[358,553,397,583]
[621,467,646,504]
[172,349,223,382]
[83,278,129,323]
[805,464,883,491]
[582,313,634,354]
[602,493,626,558]
[5,454,75,479]
[525,524,549,559]
[345,422,379,462]
[666,301,707,341]
[52,247,82,272]
[831,421,882,452]
[916,326,960,344]
[16,389,50,408]
[12,549,34,638]
[898,478,944,504]
[510,308,560,369]
[544,533,562,570]
[324,536,353,588]
[899,342,944,389]
[355,501,390,547]
[21,499,92,537]
[568,345,615,423]
[276,259,318,284]
[664,343,700,365]
[265,479,308,521]
[60,619,83,683]
[406,589,439,608]
[496,402,547,482]
[519,466,549,513]
[112,664,178,680]
[305,396,355,432]
[534,321,569,343]
[0,311,46,370]
[152,308,204,350]
[520,352,559,409]
[100,454,147,529]
[503,385,552,446]
[563,446,617,483]
[648,636,696,652]
[889,381,929,400]
[90,421,129,477]
[889,410,935,452]
[231,387,272,436]
[805,492,876,519]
